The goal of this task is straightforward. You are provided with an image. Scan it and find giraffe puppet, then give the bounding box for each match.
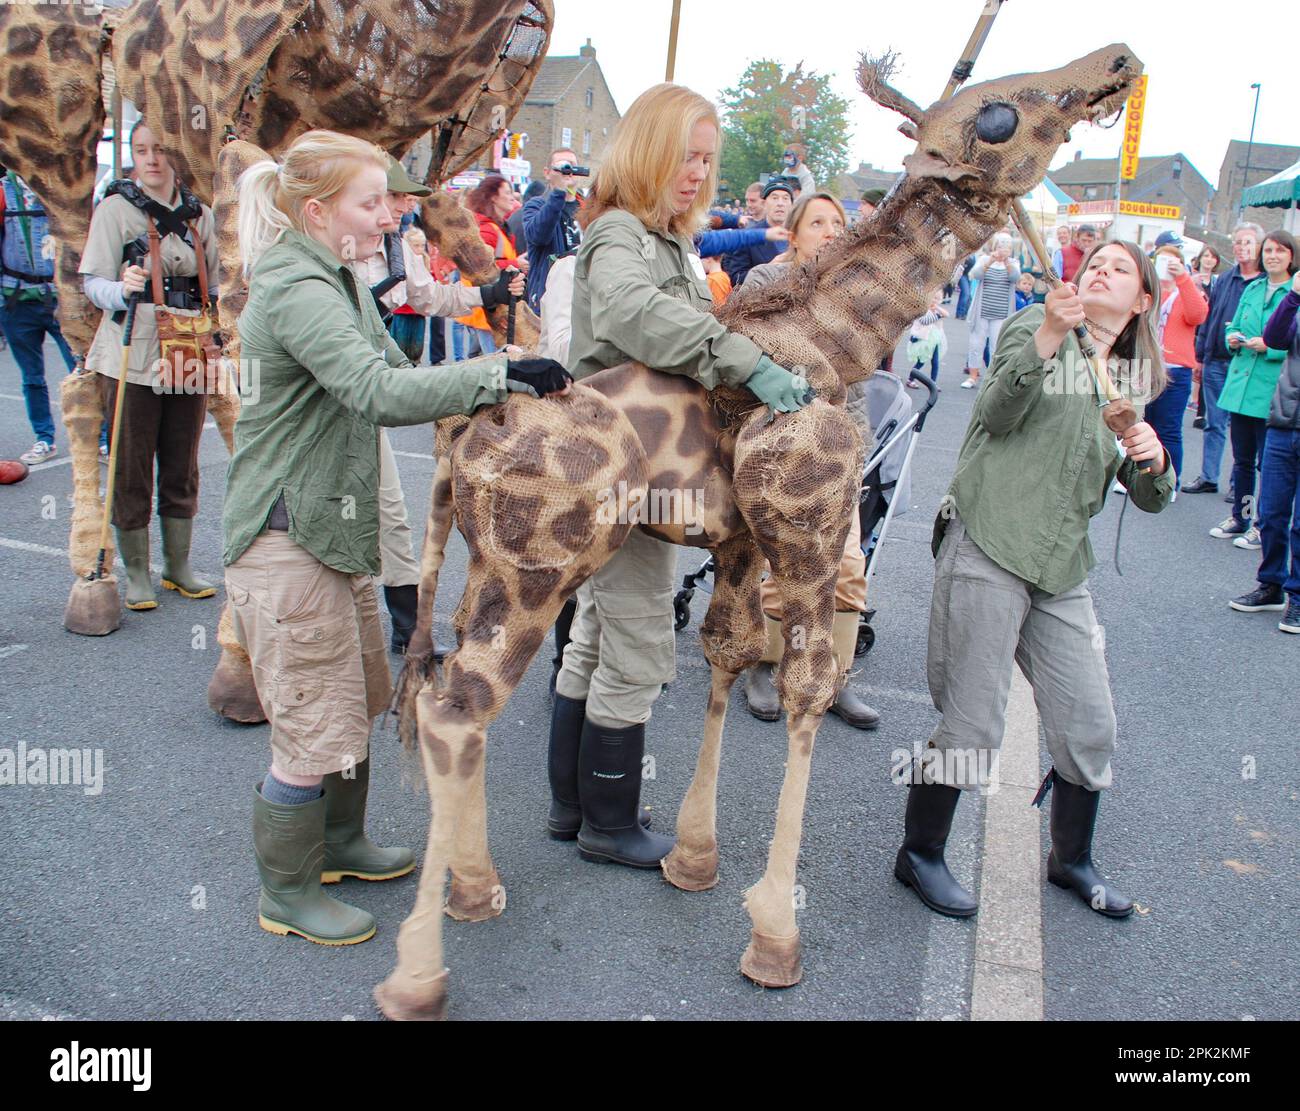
[375,44,1144,1018]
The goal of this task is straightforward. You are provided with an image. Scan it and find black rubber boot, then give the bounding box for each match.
[383,584,418,655]
[828,681,881,730]
[1044,771,1133,918]
[548,694,650,840]
[744,663,781,721]
[576,719,675,867]
[894,783,978,917]
[549,596,577,703]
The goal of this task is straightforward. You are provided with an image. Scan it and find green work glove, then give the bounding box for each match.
[743,355,813,417]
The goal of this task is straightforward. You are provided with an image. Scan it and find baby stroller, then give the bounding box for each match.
[672,367,940,657]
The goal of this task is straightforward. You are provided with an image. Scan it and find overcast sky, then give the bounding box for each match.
[546,0,1299,187]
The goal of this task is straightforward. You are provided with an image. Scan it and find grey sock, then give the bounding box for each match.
[261,773,322,806]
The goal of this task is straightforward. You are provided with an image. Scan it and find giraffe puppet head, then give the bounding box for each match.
[859,43,1142,207]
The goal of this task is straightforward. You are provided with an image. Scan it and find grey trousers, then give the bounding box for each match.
[377,428,421,588]
[555,526,677,728]
[925,514,1116,792]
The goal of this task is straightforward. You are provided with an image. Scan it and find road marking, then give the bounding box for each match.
[970,667,1044,1021]
[0,644,29,661]
[0,535,174,577]
[26,456,73,473]
[391,448,436,461]
[0,537,66,559]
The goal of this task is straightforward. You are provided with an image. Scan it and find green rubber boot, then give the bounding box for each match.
[113,526,157,611]
[321,759,416,883]
[159,516,216,599]
[253,785,376,945]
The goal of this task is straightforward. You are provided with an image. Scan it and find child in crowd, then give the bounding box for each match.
[906,287,948,388]
[702,254,732,305]
[1015,272,1036,311]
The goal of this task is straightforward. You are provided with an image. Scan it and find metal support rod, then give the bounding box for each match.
[1239,82,1261,219]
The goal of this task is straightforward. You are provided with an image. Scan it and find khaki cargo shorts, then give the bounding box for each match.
[225,532,391,775]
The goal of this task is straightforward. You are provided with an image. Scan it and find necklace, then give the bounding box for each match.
[1084,317,1120,342]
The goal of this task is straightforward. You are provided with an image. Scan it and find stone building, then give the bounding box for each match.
[1207,140,1300,234]
[507,39,621,178]
[1049,151,1214,227]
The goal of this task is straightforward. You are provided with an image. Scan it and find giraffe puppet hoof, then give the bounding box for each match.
[207,647,267,724]
[373,969,449,1021]
[444,871,505,922]
[64,576,122,636]
[740,928,803,988]
[661,843,720,891]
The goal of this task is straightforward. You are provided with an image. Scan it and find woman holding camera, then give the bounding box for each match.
[548,83,811,869]
[226,130,569,945]
[1141,243,1208,489]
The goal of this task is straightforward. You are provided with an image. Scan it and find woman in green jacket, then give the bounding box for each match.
[1211,230,1298,545]
[226,130,570,946]
[548,83,811,869]
[894,241,1174,922]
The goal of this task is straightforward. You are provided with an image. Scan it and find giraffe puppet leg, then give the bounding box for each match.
[729,402,864,987]
[662,532,767,892]
[393,451,456,749]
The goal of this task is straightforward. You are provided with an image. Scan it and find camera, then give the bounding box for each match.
[552,162,590,177]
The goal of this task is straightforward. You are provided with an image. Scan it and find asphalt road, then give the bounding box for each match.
[0,317,1295,1021]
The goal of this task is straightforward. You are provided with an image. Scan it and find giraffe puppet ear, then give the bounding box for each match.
[903,149,982,184]
[898,122,919,140]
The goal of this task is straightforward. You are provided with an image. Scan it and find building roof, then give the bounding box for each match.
[525,56,597,106]
[837,161,899,196]
[1050,152,1208,188]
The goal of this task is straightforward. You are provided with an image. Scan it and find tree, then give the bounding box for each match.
[718,60,852,202]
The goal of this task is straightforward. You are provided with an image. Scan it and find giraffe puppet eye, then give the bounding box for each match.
[975,102,1018,144]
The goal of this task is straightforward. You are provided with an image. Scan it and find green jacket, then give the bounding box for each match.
[223,229,508,574]
[568,209,763,385]
[1219,277,1291,420]
[934,305,1174,595]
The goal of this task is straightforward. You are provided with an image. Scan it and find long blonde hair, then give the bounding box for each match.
[774,191,847,264]
[583,83,720,238]
[237,130,389,274]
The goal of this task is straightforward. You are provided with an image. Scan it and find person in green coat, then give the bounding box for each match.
[893,241,1174,922]
[225,130,571,947]
[549,83,811,870]
[1211,230,1299,545]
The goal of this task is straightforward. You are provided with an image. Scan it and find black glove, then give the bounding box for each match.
[505,357,572,398]
[477,267,517,310]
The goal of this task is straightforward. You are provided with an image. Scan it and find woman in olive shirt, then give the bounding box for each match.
[227,130,568,946]
[549,83,810,869]
[895,241,1174,922]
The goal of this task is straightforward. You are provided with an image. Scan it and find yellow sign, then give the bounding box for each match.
[1120,75,1148,180]
[1118,199,1180,219]
[1066,199,1181,220]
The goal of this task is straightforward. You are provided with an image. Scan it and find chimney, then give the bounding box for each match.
[1074,151,1082,161]
[579,38,595,60]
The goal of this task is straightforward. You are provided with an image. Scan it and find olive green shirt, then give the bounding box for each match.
[223,229,508,574]
[934,305,1174,595]
[568,209,763,385]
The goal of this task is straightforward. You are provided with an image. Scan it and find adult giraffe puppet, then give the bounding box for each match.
[375,44,1144,1019]
[0,1,552,664]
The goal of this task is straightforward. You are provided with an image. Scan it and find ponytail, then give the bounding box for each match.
[237,161,290,276]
